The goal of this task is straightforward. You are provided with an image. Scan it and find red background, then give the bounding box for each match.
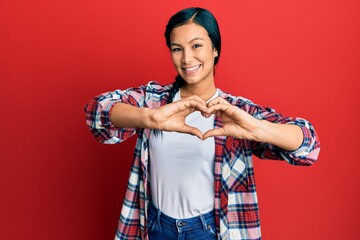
[1,0,359,239]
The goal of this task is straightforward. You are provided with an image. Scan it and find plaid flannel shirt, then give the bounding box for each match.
[85,82,320,240]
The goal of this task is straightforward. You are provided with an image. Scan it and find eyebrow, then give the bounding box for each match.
[170,37,205,47]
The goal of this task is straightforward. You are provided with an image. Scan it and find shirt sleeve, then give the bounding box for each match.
[84,85,148,144]
[239,99,320,166]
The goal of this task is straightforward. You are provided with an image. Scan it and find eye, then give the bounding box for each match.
[171,47,182,52]
[193,44,202,49]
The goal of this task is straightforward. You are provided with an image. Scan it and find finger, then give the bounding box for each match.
[206,97,230,108]
[206,103,233,115]
[201,111,212,118]
[182,99,208,112]
[202,128,227,140]
[186,95,208,106]
[183,96,207,110]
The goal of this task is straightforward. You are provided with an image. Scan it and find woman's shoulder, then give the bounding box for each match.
[121,81,172,97]
[142,81,173,107]
[145,81,173,93]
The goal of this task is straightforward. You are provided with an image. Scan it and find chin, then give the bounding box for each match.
[181,77,199,85]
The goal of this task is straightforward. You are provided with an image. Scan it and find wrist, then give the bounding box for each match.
[142,108,157,129]
[252,119,270,143]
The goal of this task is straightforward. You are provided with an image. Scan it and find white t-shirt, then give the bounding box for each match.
[149,89,218,219]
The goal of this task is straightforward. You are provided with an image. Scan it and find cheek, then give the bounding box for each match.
[171,54,181,67]
[203,52,216,66]
[201,49,216,62]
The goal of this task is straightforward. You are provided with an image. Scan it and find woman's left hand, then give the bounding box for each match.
[202,97,304,151]
[202,97,263,141]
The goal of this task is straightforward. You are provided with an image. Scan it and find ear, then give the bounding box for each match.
[214,49,218,57]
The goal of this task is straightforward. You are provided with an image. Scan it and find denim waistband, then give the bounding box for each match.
[147,202,215,232]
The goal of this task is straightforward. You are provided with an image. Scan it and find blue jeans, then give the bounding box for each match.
[147,203,217,240]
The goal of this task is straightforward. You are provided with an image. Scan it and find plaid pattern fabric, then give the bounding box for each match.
[85,82,320,240]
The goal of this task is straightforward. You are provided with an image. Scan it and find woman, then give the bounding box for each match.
[85,7,320,240]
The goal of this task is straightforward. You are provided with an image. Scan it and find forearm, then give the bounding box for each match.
[110,103,155,129]
[257,121,304,151]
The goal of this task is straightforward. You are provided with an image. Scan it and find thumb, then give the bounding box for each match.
[202,128,226,140]
[179,125,204,140]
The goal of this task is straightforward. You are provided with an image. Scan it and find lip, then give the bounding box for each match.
[182,64,201,74]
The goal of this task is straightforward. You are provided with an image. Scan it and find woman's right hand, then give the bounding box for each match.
[149,96,207,139]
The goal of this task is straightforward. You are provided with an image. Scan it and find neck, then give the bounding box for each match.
[180,81,217,101]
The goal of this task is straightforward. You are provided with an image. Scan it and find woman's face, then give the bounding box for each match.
[170,22,218,87]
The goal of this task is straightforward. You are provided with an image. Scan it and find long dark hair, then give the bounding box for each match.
[164,7,222,103]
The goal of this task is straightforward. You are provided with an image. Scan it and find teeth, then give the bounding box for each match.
[184,65,200,72]
[186,65,199,71]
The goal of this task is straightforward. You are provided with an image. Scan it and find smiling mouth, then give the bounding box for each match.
[182,64,201,74]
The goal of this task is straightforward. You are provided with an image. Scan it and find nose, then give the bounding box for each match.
[181,48,194,64]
